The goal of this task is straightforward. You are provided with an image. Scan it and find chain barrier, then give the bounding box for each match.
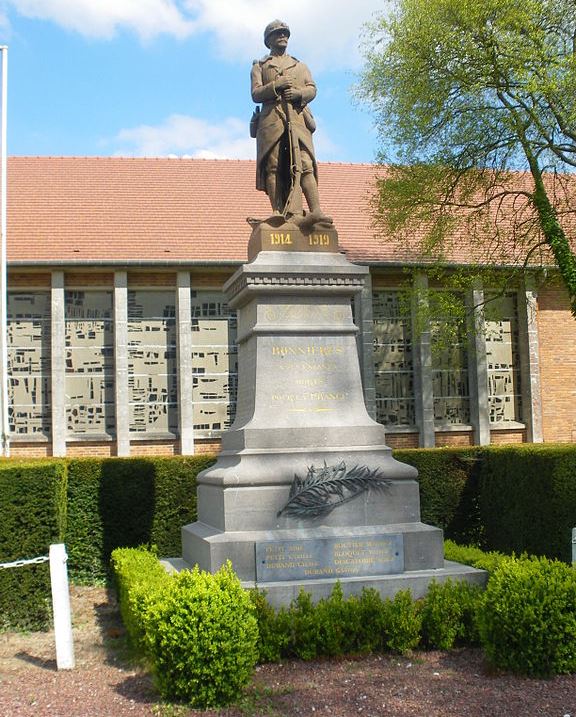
[0,554,49,570]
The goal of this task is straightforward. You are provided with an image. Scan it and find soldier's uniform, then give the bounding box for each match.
[251,51,318,208]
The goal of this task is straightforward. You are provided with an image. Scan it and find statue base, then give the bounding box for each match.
[178,222,486,604]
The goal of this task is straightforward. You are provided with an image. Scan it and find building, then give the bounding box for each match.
[6,156,576,458]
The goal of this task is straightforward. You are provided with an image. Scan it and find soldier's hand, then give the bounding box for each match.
[275,76,292,91]
[283,87,302,102]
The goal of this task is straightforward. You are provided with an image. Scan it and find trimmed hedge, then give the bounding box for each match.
[0,460,67,630]
[399,444,576,562]
[394,447,483,544]
[477,444,576,562]
[2,442,576,619]
[66,456,214,583]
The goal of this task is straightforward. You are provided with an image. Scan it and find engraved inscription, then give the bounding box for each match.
[269,341,349,413]
[256,535,404,582]
[263,304,347,323]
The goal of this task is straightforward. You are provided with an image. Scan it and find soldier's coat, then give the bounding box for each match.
[251,53,318,194]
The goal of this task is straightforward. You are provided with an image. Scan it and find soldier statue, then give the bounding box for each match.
[251,20,332,227]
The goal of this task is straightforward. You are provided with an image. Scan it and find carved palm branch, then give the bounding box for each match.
[277,461,391,520]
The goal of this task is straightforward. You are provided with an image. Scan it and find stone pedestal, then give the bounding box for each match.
[180,222,485,605]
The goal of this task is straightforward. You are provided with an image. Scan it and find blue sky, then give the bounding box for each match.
[0,1,386,163]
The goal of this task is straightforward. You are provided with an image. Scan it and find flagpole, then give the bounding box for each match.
[0,46,9,457]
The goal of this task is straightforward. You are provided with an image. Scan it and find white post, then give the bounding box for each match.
[0,46,9,457]
[49,544,75,670]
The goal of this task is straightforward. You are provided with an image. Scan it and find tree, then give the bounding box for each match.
[358,0,576,315]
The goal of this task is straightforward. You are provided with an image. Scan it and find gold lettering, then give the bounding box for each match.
[270,232,292,245]
[309,233,330,247]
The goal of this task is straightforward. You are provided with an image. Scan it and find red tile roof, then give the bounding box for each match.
[5,156,560,267]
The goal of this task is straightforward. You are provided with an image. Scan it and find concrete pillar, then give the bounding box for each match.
[177,272,194,454]
[114,271,130,456]
[354,270,377,419]
[51,271,67,457]
[412,273,435,447]
[518,279,543,443]
[467,286,491,446]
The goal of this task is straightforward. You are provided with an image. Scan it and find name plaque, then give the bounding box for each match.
[255,534,404,582]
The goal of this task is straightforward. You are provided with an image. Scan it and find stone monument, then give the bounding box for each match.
[179,21,485,605]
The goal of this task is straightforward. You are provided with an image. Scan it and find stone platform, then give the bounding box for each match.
[179,221,486,603]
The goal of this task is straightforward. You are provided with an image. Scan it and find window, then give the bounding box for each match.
[485,293,522,424]
[65,291,114,436]
[191,291,238,437]
[7,291,51,436]
[431,292,470,426]
[128,290,177,434]
[372,291,415,427]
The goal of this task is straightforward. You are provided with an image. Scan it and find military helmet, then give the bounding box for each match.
[264,20,290,48]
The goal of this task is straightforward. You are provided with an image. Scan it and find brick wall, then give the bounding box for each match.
[537,285,576,443]
[490,429,526,444]
[435,431,474,447]
[9,443,51,458]
[66,442,115,457]
[129,440,179,456]
[386,433,419,449]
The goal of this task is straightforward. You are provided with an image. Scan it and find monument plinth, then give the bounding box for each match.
[180,224,485,605]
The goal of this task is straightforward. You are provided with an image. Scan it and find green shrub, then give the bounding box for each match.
[250,589,291,663]
[381,589,422,654]
[143,562,258,708]
[444,539,509,574]
[67,456,213,583]
[356,588,388,653]
[0,460,67,630]
[478,556,576,676]
[288,589,320,660]
[110,546,171,651]
[420,579,483,649]
[254,584,423,661]
[314,583,363,657]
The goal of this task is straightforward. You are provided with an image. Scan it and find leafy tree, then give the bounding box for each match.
[358,0,576,315]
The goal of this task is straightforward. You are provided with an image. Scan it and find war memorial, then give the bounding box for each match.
[179,21,485,604]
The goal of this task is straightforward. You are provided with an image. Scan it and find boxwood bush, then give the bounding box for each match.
[112,548,258,709]
[478,556,576,676]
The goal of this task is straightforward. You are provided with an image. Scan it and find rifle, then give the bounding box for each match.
[282,97,303,217]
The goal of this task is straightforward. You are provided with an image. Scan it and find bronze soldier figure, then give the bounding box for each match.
[251,20,331,226]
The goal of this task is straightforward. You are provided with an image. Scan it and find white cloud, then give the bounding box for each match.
[6,0,194,40]
[5,0,383,68]
[112,113,255,158]
[183,0,382,70]
[110,112,342,161]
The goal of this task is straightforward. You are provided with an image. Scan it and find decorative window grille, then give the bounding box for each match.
[65,291,115,436]
[372,290,415,427]
[127,290,177,434]
[190,290,238,437]
[485,293,522,424]
[431,292,470,426]
[7,291,51,436]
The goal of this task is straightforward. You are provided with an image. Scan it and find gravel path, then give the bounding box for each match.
[0,587,575,717]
